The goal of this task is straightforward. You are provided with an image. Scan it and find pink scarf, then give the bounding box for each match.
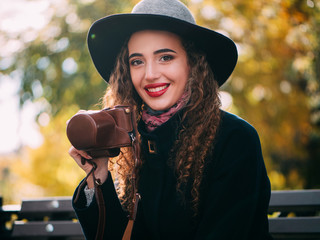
[142,93,189,132]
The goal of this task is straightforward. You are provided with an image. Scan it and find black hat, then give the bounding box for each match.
[87,0,238,87]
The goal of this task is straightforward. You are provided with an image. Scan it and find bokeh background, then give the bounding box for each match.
[0,0,319,205]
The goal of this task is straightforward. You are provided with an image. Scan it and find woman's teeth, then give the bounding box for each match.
[147,85,168,92]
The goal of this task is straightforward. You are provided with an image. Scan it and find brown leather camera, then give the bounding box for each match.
[66,105,136,158]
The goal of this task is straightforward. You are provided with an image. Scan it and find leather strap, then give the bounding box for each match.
[122,220,134,240]
[122,109,141,240]
[74,159,106,240]
[92,161,106,240]
[130,109,141,221]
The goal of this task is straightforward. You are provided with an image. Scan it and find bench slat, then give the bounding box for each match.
[18,197,76,219]
[12,220,84,238]
[20,197,73,212]
[269,217,320,234]
[269,190,320,213]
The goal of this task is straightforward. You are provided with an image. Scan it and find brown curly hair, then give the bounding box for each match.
[103,37,221,214]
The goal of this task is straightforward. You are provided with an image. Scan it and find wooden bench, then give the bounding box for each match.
[1,196,84,240]
[268,189,320,239]
[0,190,320,239]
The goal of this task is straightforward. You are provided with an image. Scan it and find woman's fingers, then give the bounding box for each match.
[68,146,91,160]
[68,146,109,187]
[68,146,94,173]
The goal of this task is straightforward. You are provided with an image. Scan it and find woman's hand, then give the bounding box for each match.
[68,146,109,189]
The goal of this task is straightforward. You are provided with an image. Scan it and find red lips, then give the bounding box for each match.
[144,83,170,97]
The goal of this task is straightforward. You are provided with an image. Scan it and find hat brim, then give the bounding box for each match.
[87,14,238,87]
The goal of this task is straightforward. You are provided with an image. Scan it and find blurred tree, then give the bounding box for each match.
[0,0,319,203]
[189,0,320,188]
[13,105,84,198]
[11,0,136,115]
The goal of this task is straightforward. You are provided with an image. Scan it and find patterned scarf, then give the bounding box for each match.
[142,93,189,132]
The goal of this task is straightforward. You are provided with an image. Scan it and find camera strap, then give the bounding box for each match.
[122,109,141,240]
[74,158,106,240]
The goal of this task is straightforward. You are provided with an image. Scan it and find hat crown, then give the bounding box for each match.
[132,0,196,24]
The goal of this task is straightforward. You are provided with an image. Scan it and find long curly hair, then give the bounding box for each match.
[103,37,221,214]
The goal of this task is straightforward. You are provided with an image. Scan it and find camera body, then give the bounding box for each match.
[66,106,134,158]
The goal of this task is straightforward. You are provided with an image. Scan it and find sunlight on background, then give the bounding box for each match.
[0,0,56,154]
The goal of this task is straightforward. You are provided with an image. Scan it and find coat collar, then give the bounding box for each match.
[138,109,184,167]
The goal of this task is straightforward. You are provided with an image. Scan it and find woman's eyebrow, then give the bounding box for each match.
[128,53,142,60]
[128,48,177,59]
[154,48,177,54]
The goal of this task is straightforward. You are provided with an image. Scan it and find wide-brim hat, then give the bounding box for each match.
[87,0,238,87]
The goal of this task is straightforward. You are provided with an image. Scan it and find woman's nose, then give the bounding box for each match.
[145,62,160,81]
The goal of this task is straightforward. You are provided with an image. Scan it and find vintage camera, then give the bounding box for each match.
[66,106,135,158]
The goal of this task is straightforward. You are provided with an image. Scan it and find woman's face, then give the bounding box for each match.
[128,30,190,111]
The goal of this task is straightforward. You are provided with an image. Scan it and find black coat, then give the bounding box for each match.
[73,110,273,240]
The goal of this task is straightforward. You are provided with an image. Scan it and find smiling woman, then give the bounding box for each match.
[128,30,189,111]
[68,0,273,239]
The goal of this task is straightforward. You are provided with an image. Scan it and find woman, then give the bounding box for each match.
[68,0,273,239]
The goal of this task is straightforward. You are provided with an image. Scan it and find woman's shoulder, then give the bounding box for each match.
[206,110,264,176]
[218,110,260,142]
[212,110,263,157]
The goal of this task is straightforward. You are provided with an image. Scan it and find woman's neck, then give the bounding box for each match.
[142,92,189,132]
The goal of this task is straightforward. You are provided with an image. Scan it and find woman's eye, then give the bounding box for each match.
[160,55,174,62]
[130,59,143,66]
